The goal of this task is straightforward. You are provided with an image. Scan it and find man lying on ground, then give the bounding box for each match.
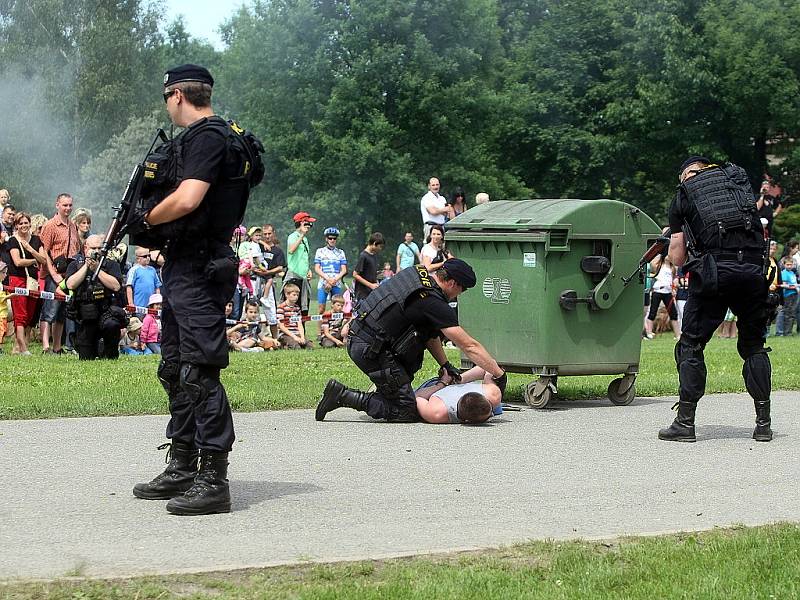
[414,366,501,424]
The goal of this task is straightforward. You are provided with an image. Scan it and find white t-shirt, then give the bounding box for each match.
[420,191,447,225]
[652,264,674,294]
[433,381,486,424]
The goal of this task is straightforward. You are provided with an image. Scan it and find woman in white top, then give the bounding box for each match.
[420,224,451,272]
[644,255,681,339]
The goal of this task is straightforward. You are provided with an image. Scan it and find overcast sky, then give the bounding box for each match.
[162,0,245,49]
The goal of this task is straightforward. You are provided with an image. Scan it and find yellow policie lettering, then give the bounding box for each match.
[144,172,155,179]
[230,121,245,135]
[416,265,432,288]
[244,160,251,175]
[145,162,158,169]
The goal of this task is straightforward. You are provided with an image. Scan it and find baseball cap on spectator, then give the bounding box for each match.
[247,226,262,237]
[148,293,163,306]
[292,211,316,223]
[127,317,143,332]
[442,258,476,289]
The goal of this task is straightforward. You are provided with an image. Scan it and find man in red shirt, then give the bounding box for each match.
[38,193,80,354]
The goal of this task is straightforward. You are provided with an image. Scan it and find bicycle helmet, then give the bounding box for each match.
[323,227,340,237]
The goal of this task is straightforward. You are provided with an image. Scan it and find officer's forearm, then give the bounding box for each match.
[459,340,502,378]
[97,269,121,292]
[147,179,209,225]
[427,338,448,366]
[66,265,88,290]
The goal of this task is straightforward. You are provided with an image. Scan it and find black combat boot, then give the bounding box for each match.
[753,401,773,442]
[315,378,370,421]
[133,441,198,499]
[166,451,231,515]
[658,401,697,442]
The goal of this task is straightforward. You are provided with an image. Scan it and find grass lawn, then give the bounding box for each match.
[2,333,799,420]
[3,524,799,599]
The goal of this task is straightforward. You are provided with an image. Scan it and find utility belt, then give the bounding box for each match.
[707,249,763,266]
[424,220,443,226]
[350,319,422,360]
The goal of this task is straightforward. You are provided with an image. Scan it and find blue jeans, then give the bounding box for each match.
[776,294,797,335]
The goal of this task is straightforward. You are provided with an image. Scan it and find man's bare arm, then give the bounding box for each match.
[440,325,503,378]
[668,231,688,267]
[147,179,210,225]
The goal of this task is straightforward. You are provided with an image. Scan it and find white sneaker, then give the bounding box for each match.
[644,333,655,340]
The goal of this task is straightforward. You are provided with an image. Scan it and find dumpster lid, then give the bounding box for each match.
[446,199,647,233]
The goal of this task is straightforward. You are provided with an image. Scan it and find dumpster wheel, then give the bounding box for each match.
[524,377,556,409]
[607,375,636,406]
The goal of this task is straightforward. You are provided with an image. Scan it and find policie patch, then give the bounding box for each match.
[415,264,433,288]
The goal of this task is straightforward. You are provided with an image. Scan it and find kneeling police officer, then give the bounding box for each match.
[660,156,772,443]
[130,64,264,515]
[65,234,125,360]
[316,258,506,422]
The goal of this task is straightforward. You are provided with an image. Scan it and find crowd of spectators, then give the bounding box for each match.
[10,175,798,359]
[0,183,487,358]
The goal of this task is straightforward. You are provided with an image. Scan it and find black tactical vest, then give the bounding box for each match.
[678,163,762,254]
[354,265,448,361]
[132,116,264,250]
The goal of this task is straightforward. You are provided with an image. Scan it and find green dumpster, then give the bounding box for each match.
[445,199,661,408]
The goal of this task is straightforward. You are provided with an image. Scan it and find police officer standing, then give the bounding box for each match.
[64,234,125,360]
[659,156,772,443]
[131,65,263,515]
[316,258,507,422]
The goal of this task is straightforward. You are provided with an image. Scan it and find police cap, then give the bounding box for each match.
[164,64,214,88]
[679,155,711,175]
[443,258,476,290]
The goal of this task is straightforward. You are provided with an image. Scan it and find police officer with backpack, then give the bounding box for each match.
[315,258,507,422]
[129,64,264,515]
[659,156,772,443]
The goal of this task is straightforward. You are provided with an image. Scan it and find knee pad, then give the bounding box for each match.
[742,351,771,403]
[158,359,180,396]
[675,339,707,403]
[179,364,219,405]
[675,339,704,368]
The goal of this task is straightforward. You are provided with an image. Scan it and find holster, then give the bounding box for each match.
[686,253,718,296]
[205,244,238,284]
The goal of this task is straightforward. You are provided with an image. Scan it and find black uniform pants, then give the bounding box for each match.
[75,317,121,360]
[160,256,237,452]
[677,261,771,405]
[347,336,420,422]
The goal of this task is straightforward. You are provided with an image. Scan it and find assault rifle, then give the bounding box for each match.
[93,129,169,281]
[622,228,672,286]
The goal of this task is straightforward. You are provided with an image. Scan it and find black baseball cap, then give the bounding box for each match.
[678,155,711,175]
[164,64,214,88]
[443,258,476,289]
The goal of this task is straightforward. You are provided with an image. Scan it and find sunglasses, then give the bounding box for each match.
[163,89,177,103]
[326,236,338,240]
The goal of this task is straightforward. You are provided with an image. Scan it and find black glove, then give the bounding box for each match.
[439,361,462,383]
[492,371,508,396]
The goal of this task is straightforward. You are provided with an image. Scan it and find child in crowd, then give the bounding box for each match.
[777,257,799,336]
[277,283,311,349]
[0,261,8,351]
[228,299,280,351]
[319,294,350,348]
[120,317,151,355]
[140,293,162,354]
[238,257,255,301]
[380,262,394,281]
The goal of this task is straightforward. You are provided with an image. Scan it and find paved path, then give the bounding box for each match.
[1,392,798,579]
